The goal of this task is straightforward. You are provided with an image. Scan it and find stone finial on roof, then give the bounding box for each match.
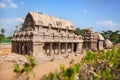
[86,27,93,33]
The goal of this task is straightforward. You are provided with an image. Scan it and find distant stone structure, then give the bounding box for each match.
[83,28,105,51]
[11,12,112,58]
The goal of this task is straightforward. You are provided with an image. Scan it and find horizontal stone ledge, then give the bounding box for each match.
[32,40,83,43]
[12,39,83,42]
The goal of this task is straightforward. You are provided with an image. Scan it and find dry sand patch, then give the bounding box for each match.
[0,53,85,80]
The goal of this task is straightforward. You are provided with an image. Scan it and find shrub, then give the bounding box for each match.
[13,55,36,80]
[41,48,120,80]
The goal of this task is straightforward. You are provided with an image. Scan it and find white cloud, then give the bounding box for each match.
[0,2,6,8]
[0,18,24,25]
[0,18,24,36]
[83,9,89,13]
[9,2,17,8]
[96,20,120,27]
[0,0,17,8]
[94,20,120,32]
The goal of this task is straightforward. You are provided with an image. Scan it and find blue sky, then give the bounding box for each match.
[0,0,120,36]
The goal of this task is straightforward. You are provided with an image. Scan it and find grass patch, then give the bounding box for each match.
[0,38,11,43]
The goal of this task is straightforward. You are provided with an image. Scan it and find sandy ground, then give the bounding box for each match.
[34,54,85,79]
[0,45,85,80]
[0,43,11,56]
[0,50,84,80]
[0,48,11,56]
[0,54,85,80]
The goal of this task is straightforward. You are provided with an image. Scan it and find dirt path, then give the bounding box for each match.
[34,54,85,79]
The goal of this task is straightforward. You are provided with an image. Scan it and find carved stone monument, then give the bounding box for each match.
[11,12,112,58]
[12,12,83,58]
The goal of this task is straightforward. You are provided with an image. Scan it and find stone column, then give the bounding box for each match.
[19,43,21,54]
[50,43,53,56]
[76,42,83,54]
[71,43,74,54]
[33,42,44,59]
[12,41,14,53]
[16,42,19,53]
[65,43,68,55]
[91,42,93,50]
[58,43,61,54]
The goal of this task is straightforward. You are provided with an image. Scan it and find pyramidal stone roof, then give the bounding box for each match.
[27,12,75,30]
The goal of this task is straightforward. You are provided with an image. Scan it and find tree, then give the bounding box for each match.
[1,28,5,34]
[101,30,120,43]
[74,28,86,35]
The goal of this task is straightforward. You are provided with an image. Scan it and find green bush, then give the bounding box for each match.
[41,48,120,80]
[13,55,36,80]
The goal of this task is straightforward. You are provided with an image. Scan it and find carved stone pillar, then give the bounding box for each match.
[33,42,44,59]
[12,42,14,52]
[65,43,68,55]
[19,43,21,54]
[50,43,53,56]
[71,43,74,54]
[76,42,83,54]
[58,43,61,54]
[16,42,19,53]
